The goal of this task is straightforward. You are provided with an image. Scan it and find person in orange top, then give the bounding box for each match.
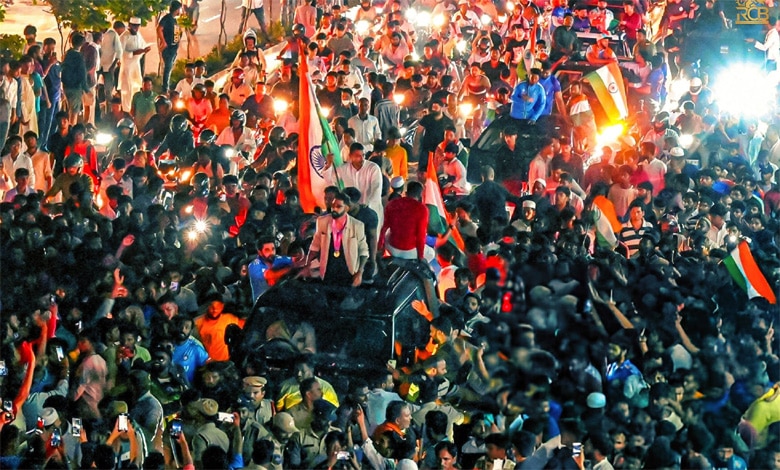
[193,292,245,361]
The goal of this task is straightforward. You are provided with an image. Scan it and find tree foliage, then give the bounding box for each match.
[47,0,169,32]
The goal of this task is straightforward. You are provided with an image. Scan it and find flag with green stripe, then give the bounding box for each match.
[723,240,776,304]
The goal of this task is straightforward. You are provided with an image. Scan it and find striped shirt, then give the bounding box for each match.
[619,220,654,257]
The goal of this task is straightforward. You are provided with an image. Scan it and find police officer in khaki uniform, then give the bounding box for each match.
[268,412,302,470]
[191,398,230,466]
[243,376,275,425]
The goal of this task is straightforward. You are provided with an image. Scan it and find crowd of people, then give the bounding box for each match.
[1,0,780,468]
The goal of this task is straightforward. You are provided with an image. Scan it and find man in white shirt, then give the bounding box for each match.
[440,142,468,196]
[0,59,18,152]
[1,136,35,188]
[100,22,124,113]
[325,142,384,228]
[764,18,780,75]
[639,141,666,196]
[347,98,381,152]
[240,0,268,37]
[175,63,197,98]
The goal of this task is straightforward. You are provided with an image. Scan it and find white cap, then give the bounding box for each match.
[533,178,547,188]
[670,147,685,158]
[129,17,142,25]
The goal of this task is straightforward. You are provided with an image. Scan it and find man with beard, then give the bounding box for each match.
[248,236,293,300]
[290,399,340,468]
[119,18,152,112]
[305,191,369,286]
[243,376,274,425]
[193,292,245,361]
[127,370,164,452]
[605,330,644,399]
[148,346,189,416]
[142,96,173,149]
[171,315,210,384]
[267,412,303,470]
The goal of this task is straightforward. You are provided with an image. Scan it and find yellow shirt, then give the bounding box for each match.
[276,377,340,411]
[386,144,408,180]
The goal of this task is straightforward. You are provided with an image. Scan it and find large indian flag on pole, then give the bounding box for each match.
[298,43,343,213]
[723,241,777,304]
[584,63,628,124]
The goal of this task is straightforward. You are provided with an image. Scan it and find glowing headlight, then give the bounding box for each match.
[393,93,405,105]
[459,103,474,116]
[433,14,445,27]
[456,39,468,53]
[321,106,332,118]
[506,1,515,11]
[481,14,491,25]
[95,132,114,146]
[181,169,193,182]
[187,230,198,241]
[224,148,236,159]
[417,11,431,27]
[273,99,289,114]
[356,20,370,35]
[405,8,417,22]
[184,204,194,215]
[411,51,420,61]
[679,134,694,149]
[175,99,186,110]
[194,220,208,233]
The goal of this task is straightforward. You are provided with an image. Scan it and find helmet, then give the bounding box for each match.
[689,77,703,95]
[117,118,136,132]
[118,140,138,158]
[63,154,84,168]
[652,111,670,125]
[155,95,172,110]
[269,126,287,147]
[293,23,306,35]
[230,109,246,127]
[243,29,257,43]
[231,68,245,82]
[192,173,210,197]
[199,128,217,145]
[192,83,206,96]
[170,114,189,133]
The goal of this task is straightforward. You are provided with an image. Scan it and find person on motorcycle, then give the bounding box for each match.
[107,117,138,159]
[252,126,288,172]
[222,68,253,108]
[193,145,225,187]
[104,97,132,129]
[241,79,274,121]
[277,24,308,64]
[271,61,299,117]
[187,83,213,128]
[642,112,679,158]
[143,96,174,148]
[155,114,196,162]
[216,109,256,174]
[234,29,267,73]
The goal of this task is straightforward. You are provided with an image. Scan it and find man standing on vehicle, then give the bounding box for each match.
[306,191,369,286]
[414,98,454,177]
[539,61,566,117]
[379,181,428,260]
[248,235,293,300]
[158,1,183,93]
[586,34,618,65]
[510,68,546,122]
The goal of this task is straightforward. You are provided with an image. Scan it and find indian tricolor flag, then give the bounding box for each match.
[297,42,343,213]
[723,241,777,304]
[592,195,621,249]
[584,63,628,125]
[422,155,465,251]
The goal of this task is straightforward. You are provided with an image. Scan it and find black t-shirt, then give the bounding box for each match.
[505,38,528,64]
[419,113,453,154]
[160,14,180,47]
[481,61,509,85]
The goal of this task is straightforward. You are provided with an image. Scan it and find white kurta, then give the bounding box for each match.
[119,31,147,112]
[325,160,384,228]
[19,74,38,136]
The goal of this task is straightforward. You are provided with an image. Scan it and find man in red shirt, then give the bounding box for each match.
[619,0,643,51]
[378,181,429,260]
